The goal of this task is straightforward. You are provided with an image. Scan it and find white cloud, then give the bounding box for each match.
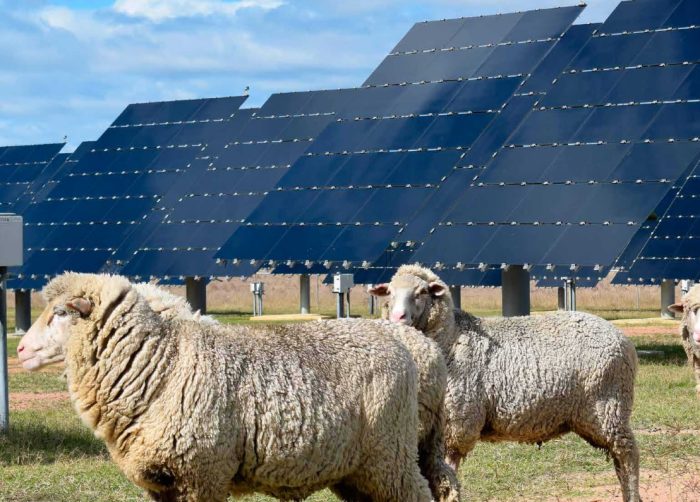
[113,0,284,22]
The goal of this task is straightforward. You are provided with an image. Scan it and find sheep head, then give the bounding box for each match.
[369,264,449,329]
[17,273,132,371]
[669,285,700,356]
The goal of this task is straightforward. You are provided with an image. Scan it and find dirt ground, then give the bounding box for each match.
[10,391,68,411]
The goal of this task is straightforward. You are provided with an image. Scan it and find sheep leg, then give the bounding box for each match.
[348,448,432,502]
[693,355,700,398]
[419,420,460,502]
[609,433,641,502]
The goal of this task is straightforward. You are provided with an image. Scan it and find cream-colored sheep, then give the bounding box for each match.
[136,281,460,501]
[18,273,433,502]
[669,285,700,397]
[371,265,640,502]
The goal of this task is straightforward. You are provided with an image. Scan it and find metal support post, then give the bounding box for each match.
[557,287,565,310]
[336,292,345,318]
[661,279,676,319]
[14,289,31,334]
[449,285,461,310]
[501,266,530,317]
[300,274,311,315]
[0,267,9,433]
[564,280,577,311]
[185,277,207,315]
[251,282,264,316]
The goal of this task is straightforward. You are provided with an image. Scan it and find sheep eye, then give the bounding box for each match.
[53,308,67,317]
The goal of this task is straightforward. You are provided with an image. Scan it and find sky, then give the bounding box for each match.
[0,0,620,151]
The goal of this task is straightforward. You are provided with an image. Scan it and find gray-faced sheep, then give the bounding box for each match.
[370,264,641,502]
[18,273,433,502]
[669,285,700,397]
[134,279,460,501]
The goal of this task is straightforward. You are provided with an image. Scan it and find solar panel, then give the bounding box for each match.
[16,97,245,285]
[412,0,700,277]
[117,90,357,280]
[215,7,583,276]
[0,143,64,212]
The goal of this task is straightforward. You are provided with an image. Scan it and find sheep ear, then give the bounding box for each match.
[368,284,390,297]
[66,298,93,317]
[428,282,447,297]
[668,302,685,314]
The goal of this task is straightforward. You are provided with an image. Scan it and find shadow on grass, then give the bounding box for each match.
[0,419,106,465]
[636,342,687,366]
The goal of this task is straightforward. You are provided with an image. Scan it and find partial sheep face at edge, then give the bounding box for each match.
[17,296,92,371]
[669,296,700,356]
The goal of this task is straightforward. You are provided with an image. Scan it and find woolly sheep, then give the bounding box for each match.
[371,264,641,502]
[18,273,434,502]
[669,285,700,397]
[136,279,460,501]
[132,282,217,325]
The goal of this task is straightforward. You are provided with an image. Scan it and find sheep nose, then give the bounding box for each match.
[17,344,25,354]
[390,312,406,323]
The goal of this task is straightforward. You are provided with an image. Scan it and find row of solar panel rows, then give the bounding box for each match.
[119,73,529,274]
[216,11,588,268]
[20,101,248,280]
[100,99,337,278]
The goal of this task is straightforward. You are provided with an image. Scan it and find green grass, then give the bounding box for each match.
[1,320,698,501]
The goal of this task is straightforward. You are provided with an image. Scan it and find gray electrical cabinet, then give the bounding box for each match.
[0,214,23,267]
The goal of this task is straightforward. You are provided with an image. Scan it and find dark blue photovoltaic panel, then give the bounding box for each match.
[664,0,700,28]
[508,108,590,145]
[568,32,652,71]
[646,102,700,140]
[321,226,402,262]
[544,225,640,266]
[112,96,245,126]
[390,18,469,53]
[608,143,700,182]
[520,23,599,94]
[0,142,64,211]
[597,0,681,34]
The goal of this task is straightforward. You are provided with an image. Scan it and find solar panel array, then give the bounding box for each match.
[114,94,341,281]
[0,143,65,213]
[7,0,700,289]
[215,6,585,282]
[14,97,246,287]
[410,0,700,284]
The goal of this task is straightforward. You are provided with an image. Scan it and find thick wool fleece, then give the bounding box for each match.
[383,265,641,502]
[385,325,460,502]
[43,273,432,502]
[133,283,217,324]
[135,288,459,501]
[674,285,700,396]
